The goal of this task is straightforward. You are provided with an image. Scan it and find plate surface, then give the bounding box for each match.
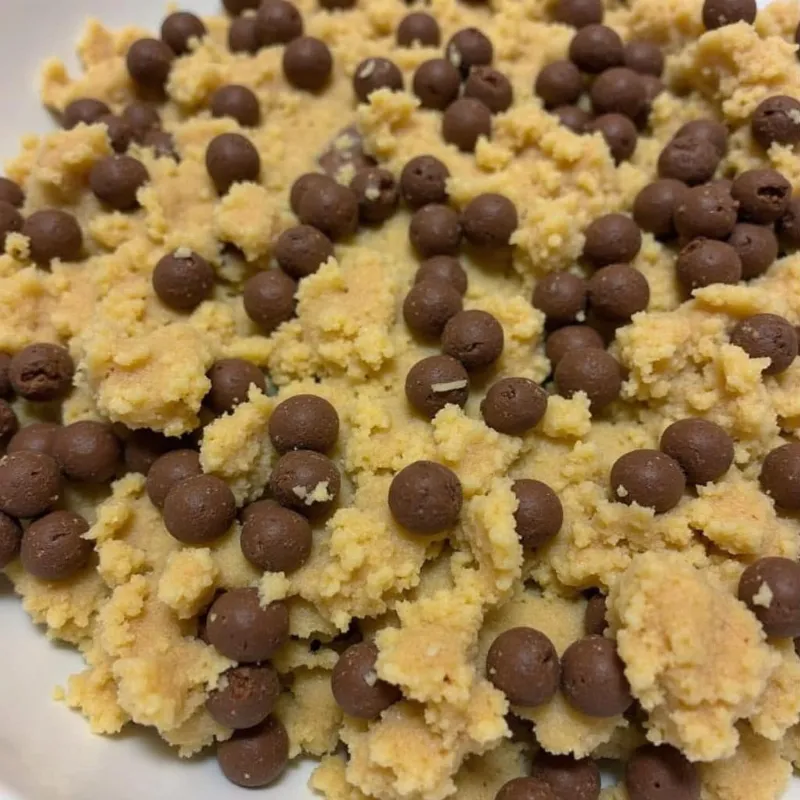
[0,1,798,799]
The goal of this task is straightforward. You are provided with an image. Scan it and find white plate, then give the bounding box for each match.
[0,1,798,799]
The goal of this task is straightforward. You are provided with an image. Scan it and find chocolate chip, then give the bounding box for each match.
[89,154,148,211]
[397,12,440,47]
[554,0,603,27]
[206,587,289,662]
[532,754,602,800]
[676,239,742,292]
[123,429,180,475]
[350,167,398,225]
[53,421,121,484]
[633,179,688,239]
[702,0,756,29]
[738,556,800,637]
[562,635,632,716]
[255,0,303,46]
[487,627,560,706]
[535,61,584,109]
[569,24,624,74]
[403,280,463,339]
[62,98,111,129]
[587,264,649,321]
[210,84,261,127]
[283,36,332,92]
[296,179,358,241]
[10,343,74,401]
[409,204,462,258]
[639,74,664,110]
[730,313,798,375]
[240,499,313,573]
[275,225,332,279]
[728,223,778,279]
[481,378,547,435]
[442,97,493,152]
[412,59,461,111]
[626,745,700,800]
[332,642,401,719]
[554,348,621,411]
[442,309,504,371]
[751,95,800,150]
[583,213,641,267]
[163,474,236,544]
[464,67,513,114]
[99,114,133,154]
[675,119,728,156]
[0,177,24,209]
[611,449,685,512]
[223,0,261,13]
[269,394,339,454]
[20,510,91,581]
[446,28,493,76]
[731,168,791,224]
[462,193,518,248]
[584,594,608,636]
[415,256,467,295]
[229,16,261,53]
[660,418,734,485]
[206,133,261,194]
[217,717,289,788]
[206,359,267,414]
[554,105,591,133]
[207,664,281,730]
[8,422,60,457]
[761,443,800,509]
[23,210,83,266]
[496,778,558,800]
[388,460,462,534]
[146,449,202,508]
[152,250,215,311]
[590,67,645,119]
[0,201,23,250]
[545,325,605,367]
[353,58,403,103]
[243,270,298,333]
[0,511,21,569]
[658,136,719,186]
[588,113,637,162]
[512,479,563,550]
[777,196,800,248]
[161,11,206,55]
[126,38,174,92]
[270,450,341,516]
[624,40,664,76]
[405,355,469,419]
[400,155,449,209]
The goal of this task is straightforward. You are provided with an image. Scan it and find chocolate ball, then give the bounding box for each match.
[442,98,493,153]
[161,11,207,55]
[738,557,800,638]
[590,67,646,119]
[702,0,756,29]
[206,359,267,414]
[481,377,548,435]
[126,38,174,92]
[626,745,700,800]
[751,95,800,150]
[400,155,450,210]
[274,225,333,279]
[442,309,504,371]
[405,355,469,419]
[207,664,281,730]
[533,272,588,325]
[331,642,401,719]
[760,442,800,510]
[268,394,339,453]
[53,421,121,484]
[153,250,215,311]
[350,167,398,225]
[610,449,686,513]
[163,474,236,544]
[569,24,624,74]
[512,479,563,550]
[353,57,403,103]
[588,113,638,163]
[461,193,518,249]
[23,210,83,266]
[270,450,341,517]
[464,67,513,114]
[206,133,261,194]
[633,179,689,239]
[409,204,462,258]
[660,418,734,485]
[561,635,632,717]
[8,422,60,458]
[415,256,468,295]
[587,264,650,321]
[255,0,303,46]
[535,60,584,109]
[210,84,261,127]
[676,239,742,292]
[296,179,358,241]
[727,223,778,280]
[243,270,298,333]
[20,510,92,581]
[388,460,462,534]
[0,511,22,569]
[731,168,791,224]
[216,717,289,788]
[397,12,440,47]
[403,279,463,339]
[62,97,111,129]
[10,343,74,401]
[554,0,603,27]
[730,313,798,375]
[624,40,664,77]
[486,627,560,706]
[532,754,602,800]
[146,449,202,508]
[545,325,605,367]
[658,136,720,186]
[240,499,313,573]
[554,348,622,411]
[445,27,493,76]
[283,36,333,92]
[583,213,641,267]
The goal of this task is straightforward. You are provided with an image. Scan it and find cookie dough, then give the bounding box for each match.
[3,0,800,797]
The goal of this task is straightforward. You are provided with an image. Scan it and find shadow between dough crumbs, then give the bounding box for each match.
[5,0,800,796]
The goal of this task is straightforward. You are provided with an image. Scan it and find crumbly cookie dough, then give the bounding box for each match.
[3,0,800,797]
